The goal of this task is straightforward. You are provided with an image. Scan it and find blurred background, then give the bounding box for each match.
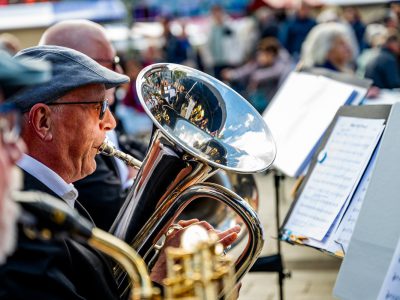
[1,0,398,299]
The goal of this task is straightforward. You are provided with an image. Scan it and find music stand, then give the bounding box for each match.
[250,168,290,300]
[254,70,371,299]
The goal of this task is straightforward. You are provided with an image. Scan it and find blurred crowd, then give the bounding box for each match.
[2,1,400,131]
[2,2,400,298]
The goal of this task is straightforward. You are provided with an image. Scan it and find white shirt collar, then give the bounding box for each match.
[17,154,78,208]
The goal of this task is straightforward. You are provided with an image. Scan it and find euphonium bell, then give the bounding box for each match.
[101,63,276,296]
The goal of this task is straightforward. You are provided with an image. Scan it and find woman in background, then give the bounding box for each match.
[300,22,358,73]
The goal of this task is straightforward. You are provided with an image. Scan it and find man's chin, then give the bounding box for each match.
[77,160,97,182]
[87,160,97,176]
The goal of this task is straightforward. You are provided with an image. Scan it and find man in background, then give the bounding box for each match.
[365,29,400,89]
[39,20,139,230]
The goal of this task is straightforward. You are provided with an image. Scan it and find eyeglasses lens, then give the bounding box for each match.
[99,100,108,120]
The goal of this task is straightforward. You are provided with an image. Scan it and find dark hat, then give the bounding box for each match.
[8,45,129,111]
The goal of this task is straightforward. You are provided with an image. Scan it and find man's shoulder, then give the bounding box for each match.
[22,169,60,199]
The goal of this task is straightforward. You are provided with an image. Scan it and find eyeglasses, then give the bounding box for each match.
[0,102,21,144]
[47,99,109,120]
[93,56,120,71]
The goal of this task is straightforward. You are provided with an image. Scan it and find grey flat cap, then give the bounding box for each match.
[8,45,129,111]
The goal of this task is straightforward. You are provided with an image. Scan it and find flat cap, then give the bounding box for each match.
[8,45,129,111]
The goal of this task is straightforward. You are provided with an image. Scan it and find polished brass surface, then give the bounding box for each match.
[13,191,160,300]
[89,228,160,300]
[137,64,276,173]
[163,226,236,300]
[98,138,142,169]
[179,171,259,244]
[107,64,276,298]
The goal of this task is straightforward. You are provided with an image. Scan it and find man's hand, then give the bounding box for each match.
[150,219,240,285]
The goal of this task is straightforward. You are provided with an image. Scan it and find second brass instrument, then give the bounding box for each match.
[13,191,160,300]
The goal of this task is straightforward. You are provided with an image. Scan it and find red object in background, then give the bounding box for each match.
[123,82,146,113]
[0,0,57,5]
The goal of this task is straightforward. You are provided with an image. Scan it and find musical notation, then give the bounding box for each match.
[378,237,400,300]
[334,142,380,252]
[285,116,385,241]
[263,72,359,177]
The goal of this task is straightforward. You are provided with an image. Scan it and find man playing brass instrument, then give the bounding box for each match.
[0,45,129,300]
[39,19,136,231]
[0,45,240,299]
[37,19,242,287]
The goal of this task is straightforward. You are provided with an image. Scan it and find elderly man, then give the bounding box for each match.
[39,20,140,230]
[0,45,240,299]
[0,45,127,300]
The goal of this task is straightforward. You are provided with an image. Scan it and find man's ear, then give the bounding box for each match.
[28,103,53,142]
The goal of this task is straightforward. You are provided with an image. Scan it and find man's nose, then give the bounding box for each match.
[100,108,116,131]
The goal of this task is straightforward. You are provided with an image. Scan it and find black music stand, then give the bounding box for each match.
[249,169,291,300]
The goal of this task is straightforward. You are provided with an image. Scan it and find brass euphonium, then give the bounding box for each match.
[99,63,276,296]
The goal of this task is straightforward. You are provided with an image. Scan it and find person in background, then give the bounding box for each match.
[356,23,388,78]
[207,4,236,80]
[341,6,366,51]
[39,19,141,230]
[299,22,357,73]
[364,29,400,89]
[160,16,193,65]
[0,50,49,265]
[279,1,316,61]
[254,7,279,40]
[117,57,153,144]
[0,33,21,55]
[390,0,400,24]
[221,37,292,113]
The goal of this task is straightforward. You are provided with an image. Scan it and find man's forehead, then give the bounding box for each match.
[63,83,106,99]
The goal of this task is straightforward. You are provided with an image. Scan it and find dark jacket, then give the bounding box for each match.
[364,47,400,89]
[0,171,121,300]
[74,155,127,231]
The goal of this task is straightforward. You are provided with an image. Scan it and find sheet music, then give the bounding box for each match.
[377,236,400,300]
[284,116,385,241]
[298,143,378,254]
[333,142,380,253]
[299,201,348,254]
[263,72,358,177]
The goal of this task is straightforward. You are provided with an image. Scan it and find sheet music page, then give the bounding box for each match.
[333,142,380,253]
[284,116,385,241]
[377,236,400,300]
[263,72,357,177]
[299,202,348,254]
